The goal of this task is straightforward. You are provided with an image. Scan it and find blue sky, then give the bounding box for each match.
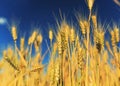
[0,0,120,62]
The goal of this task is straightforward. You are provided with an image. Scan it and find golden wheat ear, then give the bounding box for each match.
[114,27,119,43]
[49,29,53,42]
[20,38,25,53]
[30,31,38,44]
[4,58,19,71]
[36,33,43,45]
[11,25,17,41]
[92,15,97,29]
[86,0,95,10]
[34,33,42,53]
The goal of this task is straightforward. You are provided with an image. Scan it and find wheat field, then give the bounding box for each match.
[0,0,120,86]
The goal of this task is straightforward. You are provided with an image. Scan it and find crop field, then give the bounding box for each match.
[0,0,120,86]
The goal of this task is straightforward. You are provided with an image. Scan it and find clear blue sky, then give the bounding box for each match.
[0,0,119,62]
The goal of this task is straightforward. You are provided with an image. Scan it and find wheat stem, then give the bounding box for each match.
[86,9,91,86]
